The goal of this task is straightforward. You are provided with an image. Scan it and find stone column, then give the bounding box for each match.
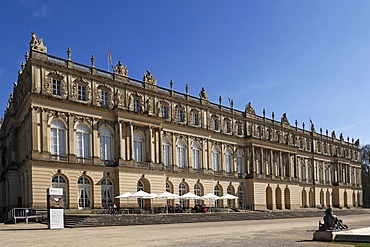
[261,148,265,175]
[158,128,163,164]
[147,126,153,162]
[129,122,134,160]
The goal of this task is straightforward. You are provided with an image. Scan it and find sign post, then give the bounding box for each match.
[47,188,64,229]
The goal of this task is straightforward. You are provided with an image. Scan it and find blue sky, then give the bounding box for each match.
[1,0,370,144]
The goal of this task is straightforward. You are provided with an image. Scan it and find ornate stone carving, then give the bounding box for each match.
[43,71,66,97]
[143,70,156,85]
[71,77,90,103]
[245,102,255,115]
[115,88,125,108]
[30,32,47,53]
[113,61,128,76]
[96,84,114,109]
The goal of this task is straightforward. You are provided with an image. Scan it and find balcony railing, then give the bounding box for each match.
[50,155,68,162]
[101,160,116,167]
[77,157,92,164]
[136,162,149,169]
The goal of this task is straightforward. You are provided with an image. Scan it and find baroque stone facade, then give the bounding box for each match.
[0,34,362,218]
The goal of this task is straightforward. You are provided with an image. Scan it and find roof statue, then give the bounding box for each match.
[199,87,208,100]
[245,102,255,115]
[113,61,128,77]
[281,113,290,125]
[143,70,157,85]
[30,32,47,53]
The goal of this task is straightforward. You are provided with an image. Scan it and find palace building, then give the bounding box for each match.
[0,33,362,218]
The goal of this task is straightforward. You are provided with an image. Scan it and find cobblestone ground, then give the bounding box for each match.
[1,214,369,247]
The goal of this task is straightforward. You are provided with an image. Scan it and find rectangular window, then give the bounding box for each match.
[78,85,87,101]
[177,146,185,168]
[193,113,199,125]
[226,154,231,173]
[213,119,218,130]
[178,109,184,122]
[213,152,219,171]
[237,156,243,174]
[162,106,168,118]
[192,149,200,170]
[101,91,109,107]
[237,125,242,135]
[162,144,170,166]
[134,99,140,113]
[226,122,231,133]
[52,79,61,95]
[134,140,143,162]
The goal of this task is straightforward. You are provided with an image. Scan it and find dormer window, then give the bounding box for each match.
[52,79,61,96]
[78,85,87,101]
[101,91,109,108]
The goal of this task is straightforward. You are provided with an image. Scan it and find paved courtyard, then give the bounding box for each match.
[1,213,369,247]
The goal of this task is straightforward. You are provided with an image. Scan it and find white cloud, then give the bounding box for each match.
[334,119,370,132]
[34,5,47,18]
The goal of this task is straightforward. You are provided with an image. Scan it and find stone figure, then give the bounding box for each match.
[245,102,255,114]
[30,32,47,53]
[318,208,348,231]
[199,87,208,100]
[113,61,128,76]
[281,113,290,125]
[143,70,157,85]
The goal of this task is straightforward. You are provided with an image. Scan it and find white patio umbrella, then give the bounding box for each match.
[131,190,154,198]
[221,193,239,211]
[115,192,132,214]
[131,190,155,213]
[115,192,132,199]
[201,193,221,212]
[157,192,180,213]
[157,191,180,199]
[180,192,200,213]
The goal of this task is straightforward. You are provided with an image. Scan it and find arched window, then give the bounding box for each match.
[212,146,220,171]
[236,151,243,174]
[214,185,221,208]
[162,138,170,167]
[179,182,187,208]
[192,143,201,170]
[225,149,232,173]
[76,124,90,159]
[194,183,202,205]
[50,119,66,157]
[134,132,143,162]
[100,127,112,161]
[101,178,113,208]
[177,140,186,168]
[137,180,144,208]
[166,182,171,193]
[78,177,91,209]
[52,175,68,208]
